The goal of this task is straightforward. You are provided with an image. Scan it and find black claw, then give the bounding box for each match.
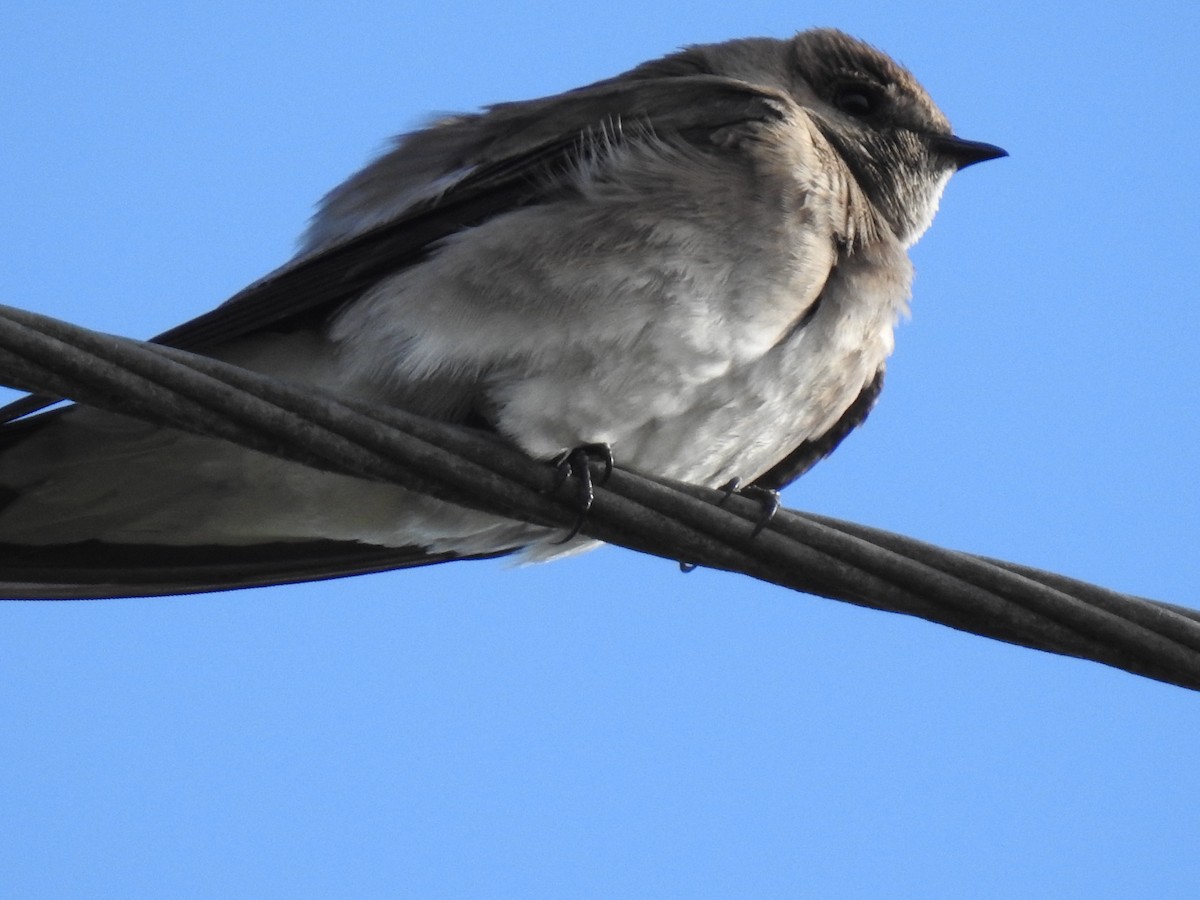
[717,478,780,537]
[717,477,742,503]
[546,443,612,543]
[677,478,779,571]
[744,486,781,537]
[594,444,615,485]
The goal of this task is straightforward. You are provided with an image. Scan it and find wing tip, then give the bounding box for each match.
[0,540,518,600]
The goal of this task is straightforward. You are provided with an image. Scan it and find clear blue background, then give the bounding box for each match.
[2,2,1198,897]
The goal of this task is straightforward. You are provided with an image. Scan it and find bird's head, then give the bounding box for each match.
[785,29,1006,246]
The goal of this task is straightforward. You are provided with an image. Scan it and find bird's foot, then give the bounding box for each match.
[547,442,613,543]
[680,477,781,573]
[718,478,781,537]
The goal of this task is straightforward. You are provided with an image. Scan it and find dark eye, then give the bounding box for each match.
[833,84,882,117]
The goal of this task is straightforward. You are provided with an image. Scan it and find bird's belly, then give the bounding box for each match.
[492,264,904,487]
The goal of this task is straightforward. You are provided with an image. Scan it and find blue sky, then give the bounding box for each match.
[2,2,1198,897]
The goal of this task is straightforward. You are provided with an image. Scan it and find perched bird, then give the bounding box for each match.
[0,29,1005,598]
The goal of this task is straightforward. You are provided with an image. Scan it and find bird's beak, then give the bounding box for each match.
[934,135,1008,170]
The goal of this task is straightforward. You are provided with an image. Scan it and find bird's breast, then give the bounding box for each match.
[328,150,911,487]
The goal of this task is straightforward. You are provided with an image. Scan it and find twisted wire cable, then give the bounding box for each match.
[2,303,1197,690]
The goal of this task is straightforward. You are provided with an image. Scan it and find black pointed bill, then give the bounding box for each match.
[934,135,1008,170]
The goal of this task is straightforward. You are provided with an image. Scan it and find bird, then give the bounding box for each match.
[0,28,1005,598]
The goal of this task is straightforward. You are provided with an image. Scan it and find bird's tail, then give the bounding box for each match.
[0,406,529,598]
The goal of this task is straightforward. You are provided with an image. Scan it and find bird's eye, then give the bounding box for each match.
[833,84,882,117]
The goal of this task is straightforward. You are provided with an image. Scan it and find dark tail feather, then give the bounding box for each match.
[0,540,515,599]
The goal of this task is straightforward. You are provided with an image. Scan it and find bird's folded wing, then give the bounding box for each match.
[153,76,790,352]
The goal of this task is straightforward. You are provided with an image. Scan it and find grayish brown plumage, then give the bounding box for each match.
[0,29,1004,597]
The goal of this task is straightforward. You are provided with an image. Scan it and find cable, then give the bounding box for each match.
[2,303,1197,690]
